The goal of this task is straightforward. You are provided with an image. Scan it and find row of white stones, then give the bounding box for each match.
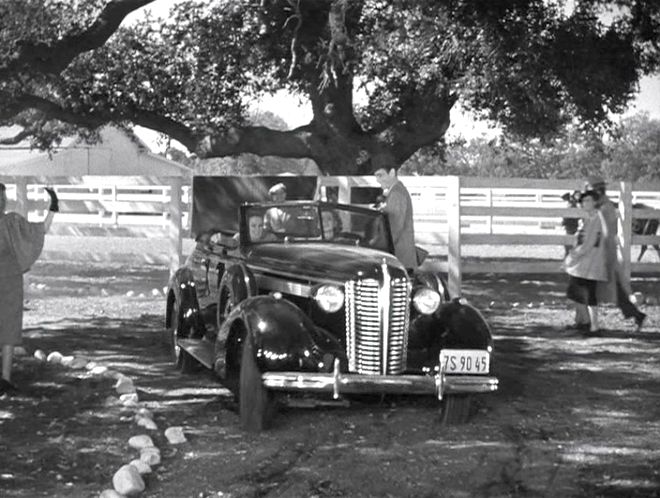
[32,349,188,497]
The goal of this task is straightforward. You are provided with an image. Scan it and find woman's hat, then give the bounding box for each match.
[578,189,600,202]
[268,183,286,195]
[584,175,606,190]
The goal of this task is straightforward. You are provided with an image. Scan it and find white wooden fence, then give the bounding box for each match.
[0,175,188,275]
[2,175,659,294]
[318,176,660,297]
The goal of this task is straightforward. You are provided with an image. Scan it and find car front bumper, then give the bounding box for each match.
[262,359,498,400]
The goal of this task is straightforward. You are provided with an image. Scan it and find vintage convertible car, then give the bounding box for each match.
[165,200,498,431]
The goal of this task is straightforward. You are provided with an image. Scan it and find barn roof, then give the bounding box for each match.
[0,126,190,177]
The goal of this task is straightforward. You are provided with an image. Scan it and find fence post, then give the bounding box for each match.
[446,176,462,297]
[168,177,183,277]
[618,181,633,281]
[15,178,28,218]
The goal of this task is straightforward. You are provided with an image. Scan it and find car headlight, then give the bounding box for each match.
[412,287,441,314]
[313,284,344,313]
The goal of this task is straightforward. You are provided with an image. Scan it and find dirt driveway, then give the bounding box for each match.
[1,261,659,498]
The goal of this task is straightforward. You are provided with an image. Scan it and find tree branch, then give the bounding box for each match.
[0,129,31,145]
[198,124,317,159]
[2,0,156,78]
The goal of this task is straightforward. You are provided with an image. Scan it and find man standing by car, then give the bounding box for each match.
[374,164,418,271]
[0,183,58,394]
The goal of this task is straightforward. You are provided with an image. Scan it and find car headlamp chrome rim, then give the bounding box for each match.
[412,287,441,314]
[313,284,344,313]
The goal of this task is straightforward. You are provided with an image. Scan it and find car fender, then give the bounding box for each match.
[165,267,200,333]
[218,262,257,305]
[214,295,344,379]
[407,298,494,370]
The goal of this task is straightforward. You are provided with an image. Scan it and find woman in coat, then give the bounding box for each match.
[0,183,57,394]
[564,190,608,335]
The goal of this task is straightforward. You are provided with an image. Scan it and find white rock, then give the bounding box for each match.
[512,302,520,308]
[13,346,27,356]
[126,290,135,297]
[128,435,154,450]
[46,351,63,364]
[631,292,644,305]
[129,459,152,475]
[151,288,161,297]
[33,349,46,361]
[104,395,120,407]
[100,288,109,296]
[120,393,139,404]
[98,489,125,498]
[136,408,153,420]
[35,283,47,290]
[90,365,109,376]
[136,416,158,431]
[138,293,146,299]
[164,426,187,444]
[60,355,75,366]
[115,376,136,395]
[139,447,161,466]
[70,357,89,369]
[112,464,145,496]
[121,399,139,409]
[162,286,168,295]
[85,361,98,370]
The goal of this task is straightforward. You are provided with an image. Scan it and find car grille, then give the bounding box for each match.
[344,273,411,375]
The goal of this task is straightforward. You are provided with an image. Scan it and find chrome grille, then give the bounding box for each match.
[345,273,411,375]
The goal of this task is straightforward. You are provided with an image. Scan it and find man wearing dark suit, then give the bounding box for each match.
[374,166,417,271]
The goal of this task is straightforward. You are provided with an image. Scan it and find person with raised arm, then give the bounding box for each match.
[0,184,58,394]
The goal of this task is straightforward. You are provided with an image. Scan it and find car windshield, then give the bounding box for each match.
[244,204,391,252]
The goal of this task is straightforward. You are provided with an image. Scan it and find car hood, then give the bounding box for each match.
[245,243,407,281]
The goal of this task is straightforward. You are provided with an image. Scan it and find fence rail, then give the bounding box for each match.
[2,175,659,293]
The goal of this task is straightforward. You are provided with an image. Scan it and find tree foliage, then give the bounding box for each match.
[401,112,660,183]
[1,0,659,174]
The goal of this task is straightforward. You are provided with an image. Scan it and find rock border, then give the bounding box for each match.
[29,348,188,497]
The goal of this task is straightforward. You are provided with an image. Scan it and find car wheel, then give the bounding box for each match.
[169,299,198,374]
[439,394,472,425]
[239,336,275,432]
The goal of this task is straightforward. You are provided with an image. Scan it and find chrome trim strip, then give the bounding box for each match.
[262,371,499,397]
[379,259,390,375]
[247,264,344,286]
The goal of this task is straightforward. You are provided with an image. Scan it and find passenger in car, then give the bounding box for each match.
[247,214,276,242]
[263,183,290,233]
[321,210,338,239]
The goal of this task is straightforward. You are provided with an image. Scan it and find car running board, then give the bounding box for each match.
[177,338,214,369]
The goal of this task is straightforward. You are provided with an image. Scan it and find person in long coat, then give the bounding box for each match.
[585,176,646,331]
[564,190,608,335]
[373,166,418,271]
[0,183,57,394]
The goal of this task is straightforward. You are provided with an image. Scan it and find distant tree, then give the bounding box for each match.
[403,113,660,182]
[602,113,660,182]
[1,0,659,174]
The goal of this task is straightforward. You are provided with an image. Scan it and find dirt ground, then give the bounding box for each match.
[1,260,659,498]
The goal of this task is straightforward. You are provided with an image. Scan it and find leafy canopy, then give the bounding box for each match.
[1,0,659,174]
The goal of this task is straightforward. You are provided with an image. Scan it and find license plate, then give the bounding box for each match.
[440,349,490,374]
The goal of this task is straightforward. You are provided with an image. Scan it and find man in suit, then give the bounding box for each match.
[373,165,417,271]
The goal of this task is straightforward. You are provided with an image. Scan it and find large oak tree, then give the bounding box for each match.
[1,0,659,174]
